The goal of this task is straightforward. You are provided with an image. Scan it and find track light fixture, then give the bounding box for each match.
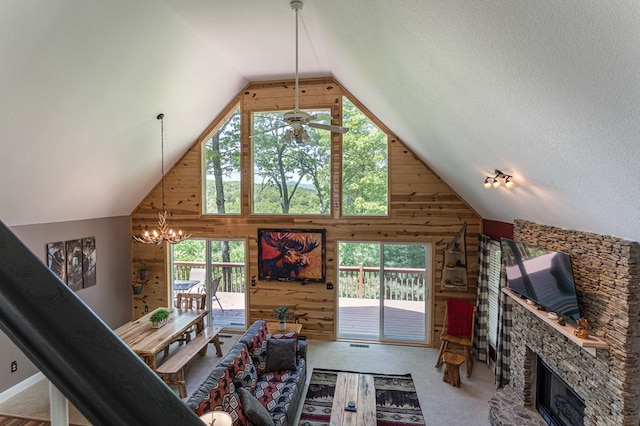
[484,169,515,190]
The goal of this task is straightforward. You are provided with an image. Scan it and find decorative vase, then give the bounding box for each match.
[278,320,286,331]
[132,283,143,295]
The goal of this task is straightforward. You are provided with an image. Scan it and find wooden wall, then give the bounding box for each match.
[130,77,482,345]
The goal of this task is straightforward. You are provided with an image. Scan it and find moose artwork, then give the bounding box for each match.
[258,229,326,282]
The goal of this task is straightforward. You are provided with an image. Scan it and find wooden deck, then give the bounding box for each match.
[209,292,426,343]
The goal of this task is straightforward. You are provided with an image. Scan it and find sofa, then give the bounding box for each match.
[186,320,307,425]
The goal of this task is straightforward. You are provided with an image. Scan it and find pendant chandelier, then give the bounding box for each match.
[132,113,191,245]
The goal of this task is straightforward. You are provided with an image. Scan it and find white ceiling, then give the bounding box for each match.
[1,0,639,242]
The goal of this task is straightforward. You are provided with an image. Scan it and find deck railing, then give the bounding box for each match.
[173,262,426,302]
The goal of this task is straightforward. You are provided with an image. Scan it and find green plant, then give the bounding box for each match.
[137,264,149,272]
[150,309,170,323]
[272,305,289,322]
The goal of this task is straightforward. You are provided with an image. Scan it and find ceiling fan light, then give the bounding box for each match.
[505,177,515,189]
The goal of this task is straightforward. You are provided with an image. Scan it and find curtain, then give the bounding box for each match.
[495,256,512,388]
[474,234,491,364]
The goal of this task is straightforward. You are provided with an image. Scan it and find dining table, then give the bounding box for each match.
[115,307,208,370]
[173,279,200,291]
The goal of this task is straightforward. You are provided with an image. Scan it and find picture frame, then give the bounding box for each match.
[258,228,326,282]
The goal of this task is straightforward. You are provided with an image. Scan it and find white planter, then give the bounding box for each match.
[278,321,286,331]
[151,318,168,329]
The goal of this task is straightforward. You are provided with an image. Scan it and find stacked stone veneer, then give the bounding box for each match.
[505,220,640,425]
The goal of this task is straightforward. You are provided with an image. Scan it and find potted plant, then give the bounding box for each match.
[272,305,290,331]
[131,282,143,295]
[150,308,170,328]
[137,264,149,282]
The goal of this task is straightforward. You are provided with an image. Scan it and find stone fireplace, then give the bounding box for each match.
[489,220,640,426]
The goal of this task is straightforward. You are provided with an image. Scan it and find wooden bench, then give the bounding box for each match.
[156,325,222,397]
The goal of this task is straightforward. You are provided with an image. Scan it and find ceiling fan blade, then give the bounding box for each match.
[307,122,349,134]
[308,113,332,121]
[250,124,287,138]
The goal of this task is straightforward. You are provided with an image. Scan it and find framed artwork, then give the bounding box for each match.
[82,237,96,288]
[46,242,66,283]
[258,228,326,282]
[66,239,83,291]
[46,236,96,292]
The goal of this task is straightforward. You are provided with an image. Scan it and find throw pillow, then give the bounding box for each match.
[265,337,296,373]
[231,347,258,393]
[237,387,274,426]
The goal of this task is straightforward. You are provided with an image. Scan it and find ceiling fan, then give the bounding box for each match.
[254,0,349,143]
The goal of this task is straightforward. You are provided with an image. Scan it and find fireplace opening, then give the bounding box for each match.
[536,357,585,426]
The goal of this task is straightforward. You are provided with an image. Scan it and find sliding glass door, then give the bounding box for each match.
[337,241,430,343]
[171,238,247,330]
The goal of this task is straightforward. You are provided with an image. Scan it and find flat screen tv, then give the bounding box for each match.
[501,239,582,324]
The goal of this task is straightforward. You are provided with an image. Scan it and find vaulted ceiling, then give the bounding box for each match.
[1,1,638,241]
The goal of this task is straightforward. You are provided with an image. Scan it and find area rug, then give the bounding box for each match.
[298,368,425,425]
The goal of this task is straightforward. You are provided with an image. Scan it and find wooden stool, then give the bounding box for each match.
[442,352,465,387]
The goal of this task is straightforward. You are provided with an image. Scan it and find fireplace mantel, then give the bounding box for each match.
[503,287,608,356]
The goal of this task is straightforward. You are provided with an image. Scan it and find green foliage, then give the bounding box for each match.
[150,309,170,323]
[271,305,289,321]
[342,97,388,215]
[252,110,331,214]
[204,107,241,214]
[173,239,245,264]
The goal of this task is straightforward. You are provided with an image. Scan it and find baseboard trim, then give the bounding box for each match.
[0,372,45,404]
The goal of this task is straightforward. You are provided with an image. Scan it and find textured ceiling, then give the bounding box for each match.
[1,0,639,242]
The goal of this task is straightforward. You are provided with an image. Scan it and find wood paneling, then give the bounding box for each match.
[130,77,482,345]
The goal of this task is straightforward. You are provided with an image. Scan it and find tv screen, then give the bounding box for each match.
[501,239,581,323]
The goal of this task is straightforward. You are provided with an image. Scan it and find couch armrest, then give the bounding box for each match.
[298,339,307,360]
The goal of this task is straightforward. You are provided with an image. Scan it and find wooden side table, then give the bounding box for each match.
[265,321,302,335]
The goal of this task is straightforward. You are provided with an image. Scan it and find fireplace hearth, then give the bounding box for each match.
[536,357,584,426]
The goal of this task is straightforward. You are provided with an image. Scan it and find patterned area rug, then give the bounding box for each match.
[298,368,425,425]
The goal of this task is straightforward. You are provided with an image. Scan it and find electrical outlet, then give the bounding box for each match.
[294,317,299,324]
[251,276,256,287]
[10,361,17,373]
[326,282,333,290]
[144,305,149,313]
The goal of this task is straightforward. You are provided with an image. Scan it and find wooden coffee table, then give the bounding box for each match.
[330,372,376,425]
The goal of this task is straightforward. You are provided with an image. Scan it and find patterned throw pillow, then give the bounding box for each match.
[232,346,258,393]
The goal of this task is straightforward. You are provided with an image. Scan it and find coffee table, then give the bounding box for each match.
[330,372,376,425]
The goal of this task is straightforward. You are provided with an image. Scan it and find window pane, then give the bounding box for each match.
[342,97,388,215]
[204,107,241,214]
[252,110,331,215]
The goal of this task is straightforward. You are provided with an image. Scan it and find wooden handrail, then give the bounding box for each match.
[0,221,202,425]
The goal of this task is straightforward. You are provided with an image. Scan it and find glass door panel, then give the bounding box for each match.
[381,243,427,341]
[208,239,246,329]
[338,241,429,343]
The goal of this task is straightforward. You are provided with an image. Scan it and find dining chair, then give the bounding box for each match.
[173,293,207,345]
[211,277,224,311]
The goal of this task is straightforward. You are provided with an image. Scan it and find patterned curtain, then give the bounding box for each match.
[474,234,491,364]
[495,257,512,388]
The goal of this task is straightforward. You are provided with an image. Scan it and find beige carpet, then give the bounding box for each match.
[0,335,496,425]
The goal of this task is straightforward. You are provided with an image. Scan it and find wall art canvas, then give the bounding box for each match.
[82,237,96,288]
[46,242,66,283]
[66,239,83,291]
[258,228,326,282]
